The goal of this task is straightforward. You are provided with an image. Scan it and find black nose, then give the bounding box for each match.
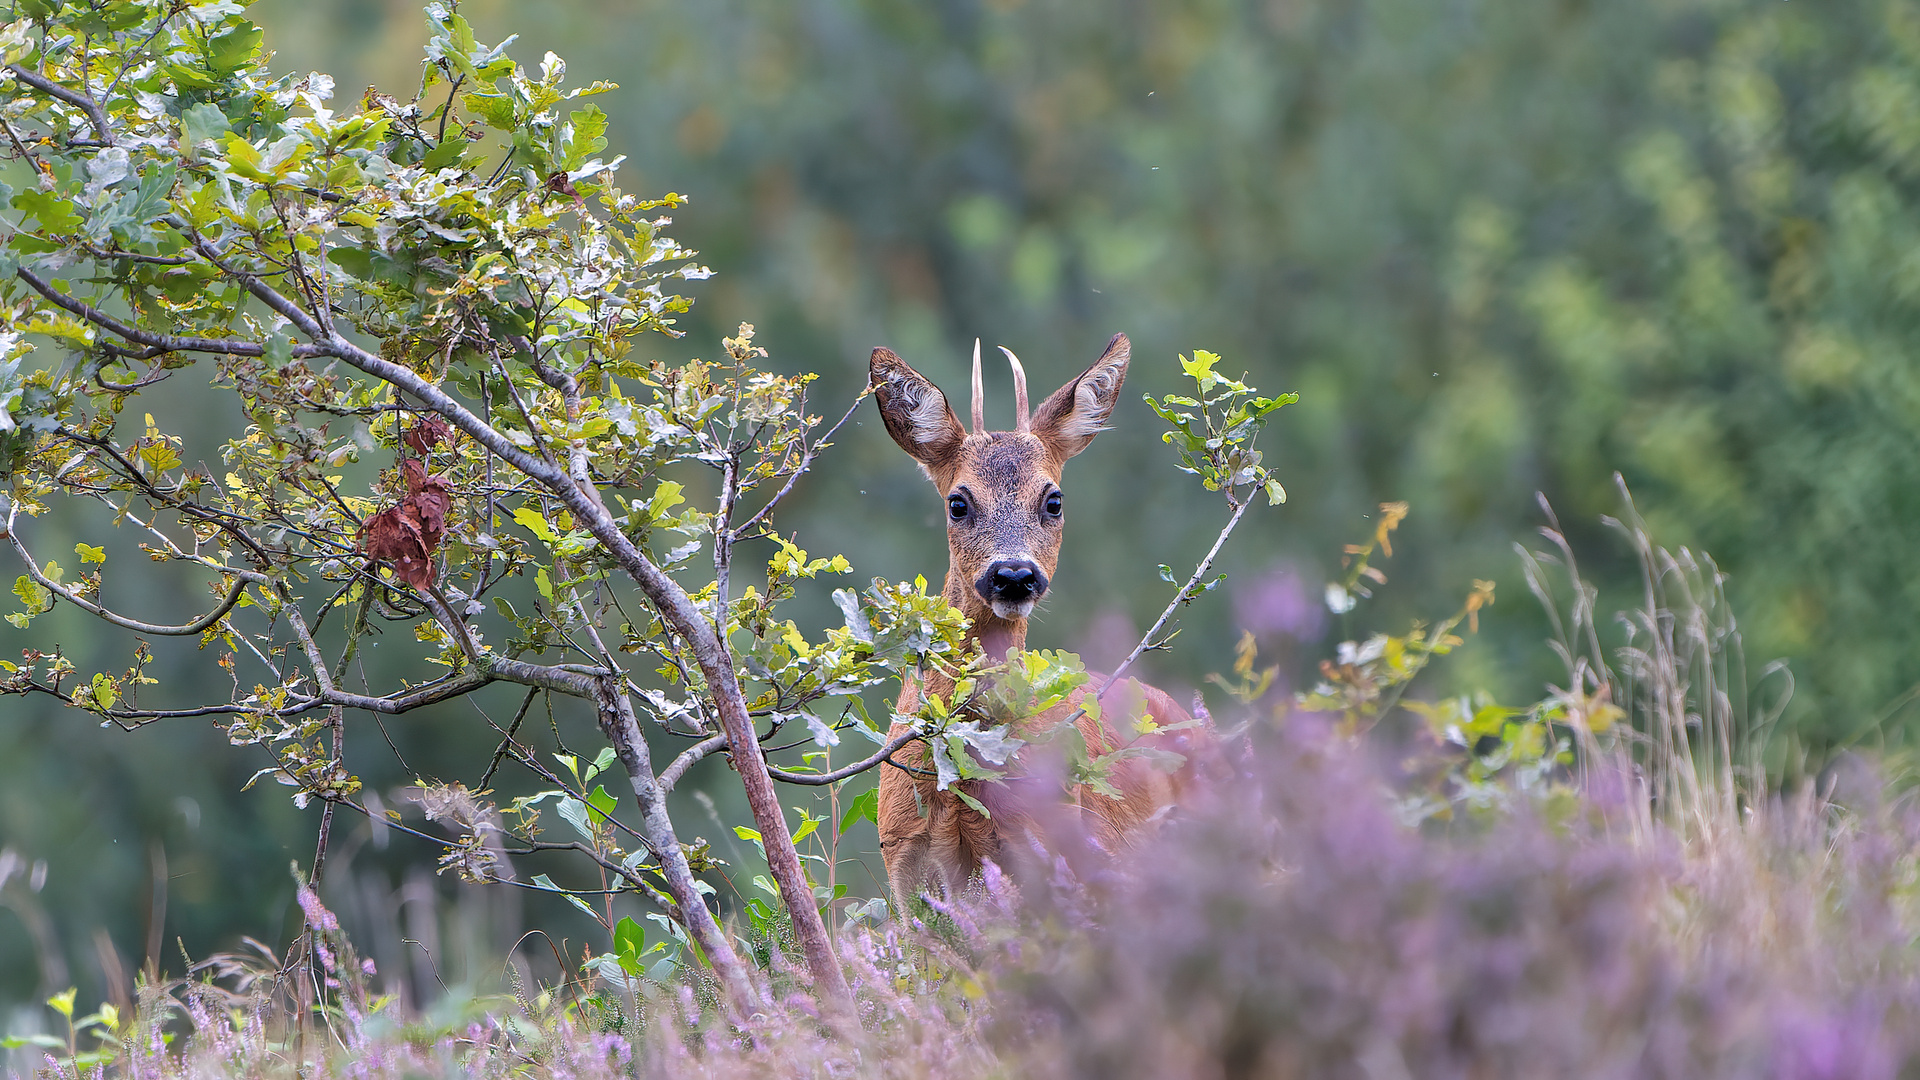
[979,560,1048,603]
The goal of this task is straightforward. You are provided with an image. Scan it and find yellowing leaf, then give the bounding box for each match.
[139,440,181,473]
[1181,350,1221,388]
[781,621,811,658]
[647,480,684,521]
[13,574,51,611]
[89,672,118,710]
[1585,703,1625,734]
[513,505,559,543]
[219,132,270,181]
[75,543,105,564]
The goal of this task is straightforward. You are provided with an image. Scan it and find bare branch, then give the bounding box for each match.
[280,593,336,694]
[318,670,495,714]
[479,687,542,789]
[512,840,675,913]
[765,728,924,786]
[5,63,114,145]
[595,677,765,1012]
[81,243,193,266]
[658,734,727,792]
[0,681,251,728]
[5,505,258,635]
[1095,496,1254,703]
[15,267,328,359]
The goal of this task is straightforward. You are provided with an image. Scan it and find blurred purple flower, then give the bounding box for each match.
[1235,561,1325,641]
[1073,606,1138,673]
[1771,1001,1897,1080]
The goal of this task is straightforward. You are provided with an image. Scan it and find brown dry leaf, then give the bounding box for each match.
[401,416,453,455]
[405,459,452,548]
[361,460,454,588]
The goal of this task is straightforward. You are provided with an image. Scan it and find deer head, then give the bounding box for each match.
[870,333,1131,660]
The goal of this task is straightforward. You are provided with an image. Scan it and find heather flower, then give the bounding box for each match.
[296,886,341,933]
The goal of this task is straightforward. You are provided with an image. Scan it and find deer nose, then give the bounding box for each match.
[980,560,1048,603]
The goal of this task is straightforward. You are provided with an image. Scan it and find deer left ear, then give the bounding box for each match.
[1032,333,1130,462]
[870,346,967,480]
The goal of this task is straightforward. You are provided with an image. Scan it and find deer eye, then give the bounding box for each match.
[948,493,969,520]
[1043,490,1063,517]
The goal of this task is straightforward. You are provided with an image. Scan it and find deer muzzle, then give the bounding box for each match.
[978,559,1049,620]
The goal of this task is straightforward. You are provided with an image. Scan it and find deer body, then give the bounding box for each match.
[869,333,1201,906]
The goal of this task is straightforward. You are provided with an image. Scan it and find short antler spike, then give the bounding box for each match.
[970,338,985,435]
[998,346,1030,432]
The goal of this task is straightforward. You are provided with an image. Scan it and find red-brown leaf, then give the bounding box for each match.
[402,416,453,455]
[362,462,456,589]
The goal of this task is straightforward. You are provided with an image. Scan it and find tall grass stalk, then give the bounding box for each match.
[1521,478,1792,849]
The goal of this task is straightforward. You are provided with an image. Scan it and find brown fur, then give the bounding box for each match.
[869,333,1206,906]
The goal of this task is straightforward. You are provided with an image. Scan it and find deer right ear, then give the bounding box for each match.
[870,347,966,479]
[1031,332,1130,462]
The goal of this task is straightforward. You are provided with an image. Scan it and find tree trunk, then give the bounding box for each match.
[596,678,765,1013]
[704,661,852,1002]
[563,485,851,1003]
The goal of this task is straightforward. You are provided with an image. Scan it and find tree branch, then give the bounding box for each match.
[1094,495,1254,702]
[729,387,868,540]
[514,840,675,913]
[5,505,258,635]
[658,734,727,793]
[4,63,114,146]
[765,728,924,786]
[175,230,564,488]
[594,676,764,1013]
[174,212,849,1005]
[479,687,542,789]
[15,267,327,359]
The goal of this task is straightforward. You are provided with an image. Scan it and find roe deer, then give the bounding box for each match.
[868,332,1204,907]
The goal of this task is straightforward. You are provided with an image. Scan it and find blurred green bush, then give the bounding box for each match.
[253,0,1920,742]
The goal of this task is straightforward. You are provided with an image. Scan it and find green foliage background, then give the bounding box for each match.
[7,0,1920,1020]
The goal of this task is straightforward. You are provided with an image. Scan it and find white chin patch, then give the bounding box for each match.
[990,599,1036,621]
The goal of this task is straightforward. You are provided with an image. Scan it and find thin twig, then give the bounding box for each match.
[480,687,543,789]
[1096,495,1253,701]
[15,267,327,358]
[729,388,869,539]
[308,708,345,888]
[5,504,258,635]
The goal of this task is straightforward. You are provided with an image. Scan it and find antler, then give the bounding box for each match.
[999,346,1030,433]
[971,338,985,435]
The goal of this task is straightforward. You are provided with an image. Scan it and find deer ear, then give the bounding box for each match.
[870,347,966,478]
[1032,333,1130,462]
